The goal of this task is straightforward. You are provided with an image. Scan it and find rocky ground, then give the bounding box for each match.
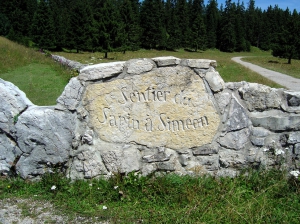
[0,198,109,224]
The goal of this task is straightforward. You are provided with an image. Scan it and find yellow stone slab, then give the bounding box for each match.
[83,66,220,150]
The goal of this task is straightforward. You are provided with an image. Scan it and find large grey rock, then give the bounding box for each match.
[126,59,155,74]
[192,144,219,156]
[214,91,232,115]
[15,107,75,179]
[72,148,108,179]
[238,83,283,111]
[287,132,300,144]
[51,55,86,71]
[205,71,225,92]
[0,79,33,135]
[0,133,22,174]
[183,59,217,69]
[285,91,300,106]
[219,149,246,168]
[101,148,140,174]
[195,154,219,171]
[250,127,271,147]
[218,128,250,150]
[78,61,126,81]
[225,96,250,132]
[152,56,181,67]
[250,110,300,131]
[56,77,84,111]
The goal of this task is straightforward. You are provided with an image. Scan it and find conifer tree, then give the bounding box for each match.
[272,9,300,64]
[235,1,249,51]
[31,0,56,50]
[121,0,141,51]
[140,0,166,49]
[66,0,94,52]
[219,0,236,52]
[165,0,181,50]
[176,0,190,48]
[93,0,124,58]
[6,0,37,45]
[49,0,69,50]
[206,0,219,49]
[189,0,206,51]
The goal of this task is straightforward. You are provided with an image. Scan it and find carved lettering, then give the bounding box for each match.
[119,87,170,103]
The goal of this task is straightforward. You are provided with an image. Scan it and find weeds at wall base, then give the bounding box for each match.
[1,169,299,223]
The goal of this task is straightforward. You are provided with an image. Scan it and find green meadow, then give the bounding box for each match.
[1,36,300,223]
[1,36,289,106]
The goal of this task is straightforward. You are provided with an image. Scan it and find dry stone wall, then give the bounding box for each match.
[1,56,300,179]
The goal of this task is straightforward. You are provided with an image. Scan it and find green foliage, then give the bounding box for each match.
[1,0,299,54]
[271,9,300,64]
[1,169,299,223]
[31,0,56,50]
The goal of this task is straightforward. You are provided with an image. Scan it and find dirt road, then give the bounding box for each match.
[231,57,300,91]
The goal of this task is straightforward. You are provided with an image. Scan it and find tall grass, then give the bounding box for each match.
[0,37,73,105]
[1,169,299,223]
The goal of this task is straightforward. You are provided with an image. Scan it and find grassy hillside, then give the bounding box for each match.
[54,48,283,88]
[0,37,285,106]
[0,37,72,105]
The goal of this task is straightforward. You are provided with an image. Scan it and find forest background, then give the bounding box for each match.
[0,0,300,64]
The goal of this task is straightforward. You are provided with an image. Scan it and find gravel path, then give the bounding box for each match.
[232,57,300,91]
[0,198,109,224]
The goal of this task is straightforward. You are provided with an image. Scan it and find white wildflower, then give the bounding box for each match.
[275,148,285,156]
[51,185,56,190]
[89,183,92,187]
[102,206,108,210]
[114,186,118,189]
[290,170,300,178]
[263,148,269,152]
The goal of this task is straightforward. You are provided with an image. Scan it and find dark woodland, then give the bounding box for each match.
[0,0,299,62]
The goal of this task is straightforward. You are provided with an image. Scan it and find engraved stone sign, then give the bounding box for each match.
[83,66,220,150]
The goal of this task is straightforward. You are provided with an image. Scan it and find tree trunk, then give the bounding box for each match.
[288,52,293,64]
[104,52,108,59]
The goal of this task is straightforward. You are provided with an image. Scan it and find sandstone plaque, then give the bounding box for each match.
[83,66,220,150]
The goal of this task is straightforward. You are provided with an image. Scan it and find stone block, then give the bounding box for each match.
[205,71,225,92]
[79,61,125,81]
[56,77,84,111]
[152,56,181,67]
[250,110,300,131]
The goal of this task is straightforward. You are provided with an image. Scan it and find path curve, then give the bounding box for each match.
[231,57,300,91]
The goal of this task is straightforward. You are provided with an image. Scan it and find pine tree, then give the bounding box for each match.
[235,1,248,51]
[140,0,166,49]
[206,0,219,49]
[93,0,124,58]
[6,0,37,45]
[219,0,236,52]
[0,13,10,36]
[66,0,94,52]
[272,9,300,64]
[165,0,181,50]
[118,0,141,52]
[189,0,206,51]
[176,0,190,48]
[31,0,56,50]
[49,0,69,51]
